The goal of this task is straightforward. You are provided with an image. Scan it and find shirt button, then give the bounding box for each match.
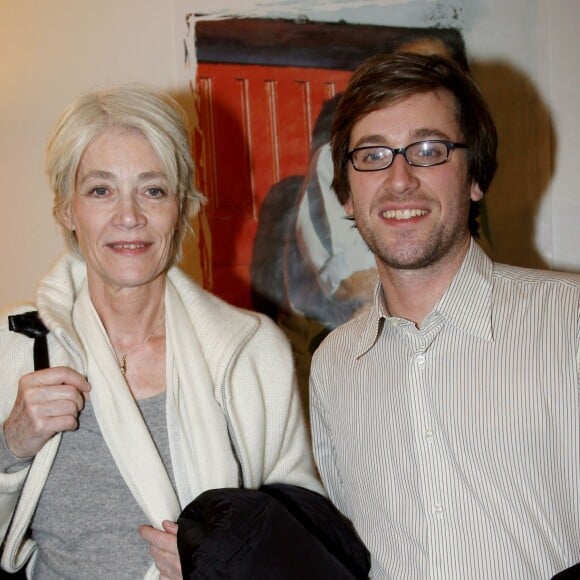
[424,428,434,439]
[433,504,444,517]
[416,354,426,365]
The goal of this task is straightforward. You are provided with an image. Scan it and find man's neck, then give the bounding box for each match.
[378,239,471,329]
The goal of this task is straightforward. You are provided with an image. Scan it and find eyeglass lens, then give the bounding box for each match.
[350,141,456,171]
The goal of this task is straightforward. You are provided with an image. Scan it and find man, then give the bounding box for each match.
[310,53,580,579]
[293,32,470,333]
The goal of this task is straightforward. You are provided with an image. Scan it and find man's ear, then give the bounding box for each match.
[343,195,354,217]
[470,181,484,202]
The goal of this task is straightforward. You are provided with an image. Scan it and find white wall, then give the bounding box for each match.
[0,0,578,307]
[0,0,179,306]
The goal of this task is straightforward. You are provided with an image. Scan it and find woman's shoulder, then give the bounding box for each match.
[169,267,284,342]
[0,303,40,337]
[0,304,39,419]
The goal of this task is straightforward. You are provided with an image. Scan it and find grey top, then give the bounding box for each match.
[29,391,174,580]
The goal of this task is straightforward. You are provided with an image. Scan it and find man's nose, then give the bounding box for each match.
[380,153,419,193]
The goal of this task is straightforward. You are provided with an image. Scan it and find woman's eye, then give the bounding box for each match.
[146,187,166,198]
[90,186,108,197]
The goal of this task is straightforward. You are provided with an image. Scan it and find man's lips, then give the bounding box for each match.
[382,209,429,220]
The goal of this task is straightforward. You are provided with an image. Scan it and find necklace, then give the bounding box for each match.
[114,314,166,375]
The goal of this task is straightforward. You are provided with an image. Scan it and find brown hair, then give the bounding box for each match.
[331,53,497,237]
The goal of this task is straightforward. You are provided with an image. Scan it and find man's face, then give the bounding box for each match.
[344,88,483,273]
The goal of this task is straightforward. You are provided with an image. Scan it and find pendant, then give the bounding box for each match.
[119,353,127,375]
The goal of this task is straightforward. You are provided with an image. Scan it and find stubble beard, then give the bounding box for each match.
[355,207,470,272]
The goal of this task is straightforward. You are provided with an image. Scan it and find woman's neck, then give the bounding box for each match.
[87,275,168,399]
[87,274,167,352]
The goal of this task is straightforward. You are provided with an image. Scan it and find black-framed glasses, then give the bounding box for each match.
[347,140,468,172]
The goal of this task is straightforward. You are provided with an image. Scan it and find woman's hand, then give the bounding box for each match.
[3,366,91,458]
[139,520,182,580]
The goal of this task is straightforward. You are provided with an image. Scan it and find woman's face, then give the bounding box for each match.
[62,126,180,294]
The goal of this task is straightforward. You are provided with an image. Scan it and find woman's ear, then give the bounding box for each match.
[59,203,75,231]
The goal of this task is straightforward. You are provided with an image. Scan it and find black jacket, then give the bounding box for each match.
[177,484,370,579]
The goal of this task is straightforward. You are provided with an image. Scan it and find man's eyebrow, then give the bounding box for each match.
[350,134,388,149]
[351,129,453,150]
[410,128,451,140]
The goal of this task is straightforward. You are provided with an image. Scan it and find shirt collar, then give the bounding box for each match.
[433,239,494,342]
[355,239,494,358]
[355,280,388,359]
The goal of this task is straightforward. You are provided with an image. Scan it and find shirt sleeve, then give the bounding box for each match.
[309,369,349,516]
[576,302,580,397]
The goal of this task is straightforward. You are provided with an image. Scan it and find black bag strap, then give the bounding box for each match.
[1,312,48,578]
[8,311,50,370]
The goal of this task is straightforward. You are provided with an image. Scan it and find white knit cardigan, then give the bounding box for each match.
[0,253,322,578]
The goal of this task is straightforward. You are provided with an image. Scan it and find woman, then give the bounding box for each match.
[0,86,322,579]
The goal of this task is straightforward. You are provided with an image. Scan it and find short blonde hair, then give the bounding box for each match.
[46,85,205,263]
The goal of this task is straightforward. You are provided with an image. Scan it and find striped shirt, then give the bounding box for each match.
[310,240,580,579]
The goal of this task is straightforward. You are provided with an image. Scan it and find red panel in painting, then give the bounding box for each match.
[195,63,351,308]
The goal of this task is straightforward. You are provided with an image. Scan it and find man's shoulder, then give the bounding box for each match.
[493,262,580,292]
[313,309,371,364]
[490,264,580,326]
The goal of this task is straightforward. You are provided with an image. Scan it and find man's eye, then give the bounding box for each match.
[415,143,443,159]
[363,148,389,163]
[417,146,437,158]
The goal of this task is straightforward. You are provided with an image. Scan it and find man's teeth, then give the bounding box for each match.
[382,209,428,220]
